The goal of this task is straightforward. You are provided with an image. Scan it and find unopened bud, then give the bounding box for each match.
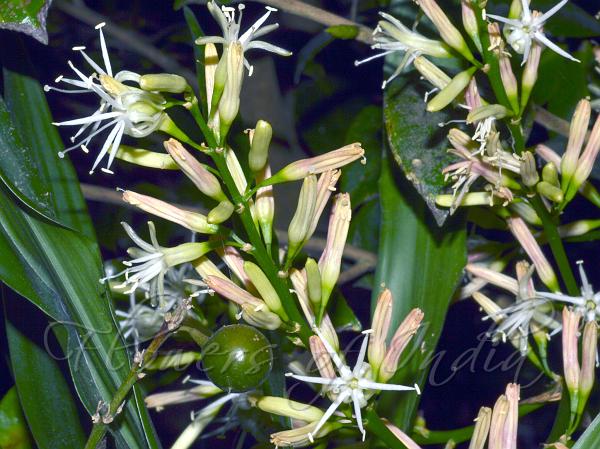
[469,407,492,449]
[307,170,341,238]
[448,127,473,150]
[579,320,597,398]
[241,303,282,330]
[536,181,564,203]
[163,241,215,267]
[489,394,509,449]
[207,200,235,224]
[369,289,393,376]
[561,99,591,191]
[436,192,498,208]
[504,384,519,449]
[265,144,365,185]
[243,261,287,319]
[249,120,273,173]
[309,335,336,380]
[461,0,482,52]
[164,139,226,201]
[204,275,264,309]
[521,42,541,109]
[216,246,253,288]
[520,151,539,187]
[413,56,451,90]
[508,0,522,19]
[193,256,227,280]
[305,258,322,310]
[562,307,581,397]
[541,161,560,187]
[427,67,477,112]
[465,77,484,110]
[219,43,244,140]
[567,115,600,202]
[270,422,337,448]
[558,219,600,238]
[140,74,188,93]
[113,144,178,170]
[204,43,219,116]
[252,396,324,422]
[255,166,274,247]
[509,202,541,226]
[466,104,511,124]
[224,147,248,195]
[145,384,221,409]
[287,175,317,264]
[210,46,228,119]
[122,190,218,234]
[498,51,519,113]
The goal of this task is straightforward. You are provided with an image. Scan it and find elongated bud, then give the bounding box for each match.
[164,139,226,201]
[520,151,539,187]
[448,127,473,150]
[307,170,341,238]
[417,0,475,62]
[318,193,351,312]
[413,56,451,90]
[562,308,581,398]
[140,74,188,93]
[521,42,541,109]
[243,261,287,319]
[205,43,219,116]
[265,144,365,185]
[506,216,559,291]
[568,115,600,202]
[462,0,482,52]
[193,256,227,280]
[508,0,522,19]
[541,162,560,187]
[379,308,424,383]
[558,219,600,238]
[249,120,272,173]
[270,422,337,448]
[252,396,324,422]
[216,246,252,287]
[467,264,519,294]
[145,384,222,409]
[219,43,244,140]
[384,422,423,449]
[305,258,322,310]
[369,289,393,376]
[309,336,336,380]
[469,407,492,449]
[488,23,518,113]
[255,166,274,246]
[488,394,508,449]
[427,67,477,112]
[241,303,282,330]
[509,202,541,226]
[122,190,218,234]
[225,147,248,195]
[112,145,178,170]
[210,46,228,119]
[504,384,519,449]
[465,77,483,110]
[436,192,498,208]
[579,320,597,398]
[207,200,234,224]
[163,241,215,267]
[467,104,511,124]
[561,99,591,191]
[287,175,318,264]
[536,181,564,203]
[205,275,264,309]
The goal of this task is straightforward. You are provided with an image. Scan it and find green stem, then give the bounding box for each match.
[530,196,579,295]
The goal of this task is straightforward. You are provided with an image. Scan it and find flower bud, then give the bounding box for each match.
[469,407,492,449]
[557,219,600,238]
[122,190,219,234]
[488,394,508,449]
[224,147,248,196]
[427,67,477,112]
[241,303,282,330]
[305,258,322,310]
[265,144,365,185]
[210,46,228,119]
[207,200,235,224]
[448,127,473,150]
[140,74,188,93]
[249,120,273,173]
[204,43,219,116]
[309,335,336,380]
[204,275,264,309]
[318,193,351,312]
[369,289,393,377]
[541,161,560,187]
[417,0,476,63]
[216,246,253,288]
[436,192,498,208]
[163,241,215,267]
[465,77,484,110]
[270,422,338,447]
[145,384,222,410]
[536,181,564,203]
[112,145,178,170]
[219,42,244,140]
[255,166,275,247]
[520,151,539,187]
[521,42,541,109]
[462,0,482,52]
[384,422,423,449]
[561,99,591,191]
[579,320,597,398]
[252,396,324,422]
[287,175,318,264]
[508,0,522,19]
[164,139,226,201]
[562,308,581,398]
[567,115,600,202]
[466,104,511,124]
[193,256,227,280]
[243,261,287,319]
[509,202,541,226]
[379,308,423,383]
[413,56,451,90]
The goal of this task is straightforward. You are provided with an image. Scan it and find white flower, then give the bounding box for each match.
[486,0,580,65]
[195,1,291,75]
[539,261,600,322]
[285,327,419,442]
[354,12,451,89]
[46,23,166,174]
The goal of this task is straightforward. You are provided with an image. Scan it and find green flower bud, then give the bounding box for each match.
[249,120,273,173]
[287,175,317,264]
[427,67,477,112]
[207,200,235,224]
[305,257,322,310]
[541,162,560,187]
[219,43,244,141]
[520,151,539,187]
[140,74,188,93]
[536,181,564,203]
[243,261,287,320]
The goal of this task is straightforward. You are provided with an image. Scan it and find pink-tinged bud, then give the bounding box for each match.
[506,216,559,292]
[164,139,226,201]
[270,421,338,447]
[488,394,508,449]
[413,56,451,90]
[465,77,483,111]
[568,115,600,201]
[515,260,535,299]
[469,407,492,449]
[488,23,518,113]
[318,193,351,311]
[503,384,519,449]
[216,246,252,287]
[287,175,318,265]
[244,261,287,320]
[384,421,423,449]
[224,147,248,195]
[240,303,282,330]
[309,336,336,380]
[521,42,541,110]
[307,170,341,238]
[252,396,324,422]
[461,0,481,52]
[204,275,264,309]
[562,307,581,395]
[369,289,393,375]
[427,67,477,112]
[219,42,244,140]
[145,384,222,409]
[379,308,424,383]
[255,166,275,247]
[417,0,475,63]
[193,256,227,280]
[122,190,219,234]
[561,99,591,191]
[466,263,519,295]
[579,320,597,398]
[264,144,364,185]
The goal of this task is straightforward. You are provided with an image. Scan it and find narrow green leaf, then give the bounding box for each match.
[0,387,33,449]
[0,0,50,44]
[573,411,600,449]
[183,6,206,113]
[5,314,86,449]
[372,156,466,430]
[325,25,359,40]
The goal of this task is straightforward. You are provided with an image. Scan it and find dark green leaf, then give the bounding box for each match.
[0,387,33,449]
[372,156,466,430]
[5,316,86,449]
[325,25,359,40]
[573,411,600,449]
[384,79,457,226]
[0,0,51,44]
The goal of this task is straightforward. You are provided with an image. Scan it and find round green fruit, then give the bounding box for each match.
[202,324,273,392]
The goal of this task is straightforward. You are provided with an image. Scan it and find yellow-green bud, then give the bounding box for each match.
[207,200,235,224]
[536,181,564,203]
[163,241,215,267]
[427,67,477,112]
[436,192,498,208]
[113,145,178,170]
[466,104,511,124]
[241,304,282,330]
[249,120,273,173]
[509,202,541,226]
[579,320,597,398]
[140,74,188,93]
[469,407,492,449]
[541,162,560,187]
[219,43,244,141]
[521,43,541,110]
[251,396,324,422]
[413,56,451,90]
[461,0,482,53]
[243,261,287,320]
[305,258,322,310]
[287,175,317,264]
[255,166,274,247]
[210,46,228,118]
[561,99,591,191]
[520,151,539,187]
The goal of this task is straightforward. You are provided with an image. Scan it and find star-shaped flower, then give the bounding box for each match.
[486,0,580,65]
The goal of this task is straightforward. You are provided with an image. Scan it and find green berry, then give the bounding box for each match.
[202,324,273,392]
